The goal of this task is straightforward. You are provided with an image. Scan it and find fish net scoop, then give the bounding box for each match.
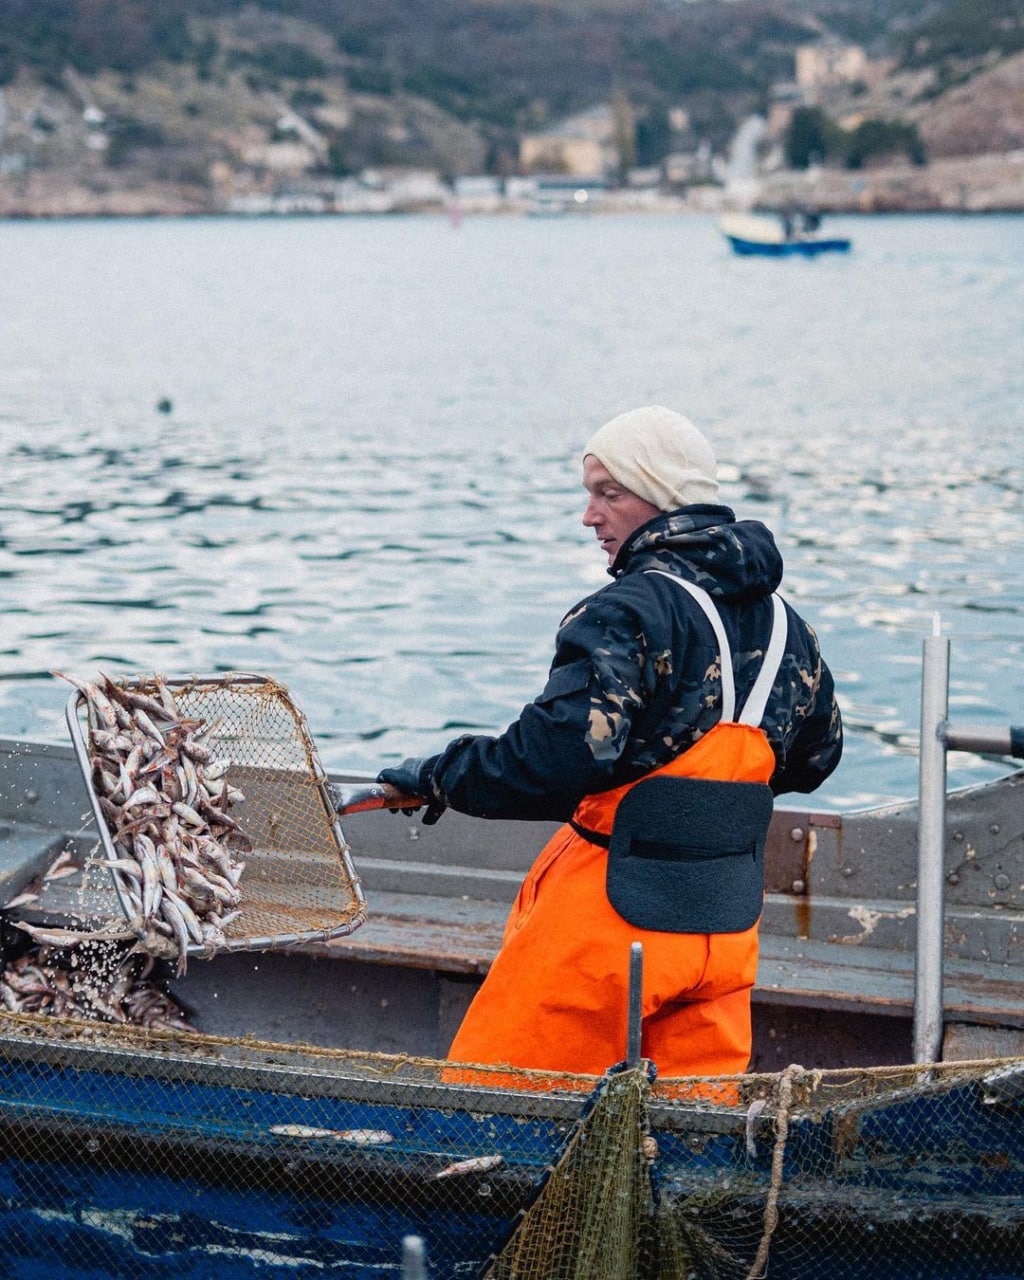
[63,671,366,960]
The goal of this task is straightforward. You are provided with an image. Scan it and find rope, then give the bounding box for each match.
[745,1062,802,1280]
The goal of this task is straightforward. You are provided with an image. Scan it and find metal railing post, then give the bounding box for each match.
[914,617,950,1065]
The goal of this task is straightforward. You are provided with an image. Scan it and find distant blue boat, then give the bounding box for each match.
[727,233,851,257]
[721,210,851,258]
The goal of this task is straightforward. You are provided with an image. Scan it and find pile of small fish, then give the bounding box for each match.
[55,671,251,974]
[1,942,192,1031]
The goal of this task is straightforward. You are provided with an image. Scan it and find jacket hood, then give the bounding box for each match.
[610,505,783,602]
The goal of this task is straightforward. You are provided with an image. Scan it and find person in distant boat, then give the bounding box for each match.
[801,209,821,234]
[379,405,842,1080]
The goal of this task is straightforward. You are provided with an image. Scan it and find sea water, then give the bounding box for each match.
[0,211,1022,810]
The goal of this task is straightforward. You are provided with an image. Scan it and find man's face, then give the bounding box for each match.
[582,455,661,565]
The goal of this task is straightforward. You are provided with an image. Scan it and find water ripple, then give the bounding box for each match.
[0,213,1021,810]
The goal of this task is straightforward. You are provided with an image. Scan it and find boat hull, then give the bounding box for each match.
[3,712,1024,1276]
[726,234,852,257]
[1,1027,1023,1279]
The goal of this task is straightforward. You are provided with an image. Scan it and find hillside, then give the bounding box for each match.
[0,0,1022,215]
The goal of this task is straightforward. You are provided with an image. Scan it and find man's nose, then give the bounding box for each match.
[582,497,601,526]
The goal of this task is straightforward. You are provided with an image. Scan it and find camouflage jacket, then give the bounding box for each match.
[423,505,842,821]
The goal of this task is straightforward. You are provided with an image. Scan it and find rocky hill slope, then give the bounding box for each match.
[0,0,1021,215]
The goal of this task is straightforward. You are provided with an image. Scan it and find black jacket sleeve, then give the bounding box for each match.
[766,616,843,795]
[424,597,652,820]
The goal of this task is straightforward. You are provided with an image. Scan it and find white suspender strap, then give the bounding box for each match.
[737,594,787,728]
[645,570,788,728]
[645,571,735,722]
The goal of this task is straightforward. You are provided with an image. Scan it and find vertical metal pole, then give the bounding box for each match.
[914,616,949,1065]
[402,1235,427,1280]
[627,942,643,1066]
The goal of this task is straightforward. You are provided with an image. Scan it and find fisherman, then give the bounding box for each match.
[380,405,842,1079]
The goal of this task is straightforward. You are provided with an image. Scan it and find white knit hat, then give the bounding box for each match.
[583,405,719,510]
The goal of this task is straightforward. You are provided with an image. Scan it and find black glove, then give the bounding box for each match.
[377,758,447,826]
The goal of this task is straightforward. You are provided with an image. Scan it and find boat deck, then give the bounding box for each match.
[4,739,1024,1068]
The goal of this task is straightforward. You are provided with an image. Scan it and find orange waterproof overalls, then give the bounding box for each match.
[446,578,787,1081]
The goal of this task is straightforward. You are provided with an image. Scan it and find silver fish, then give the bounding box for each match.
[13,921,138,946]
[133,708,166,746]
[336,1129,394,1146]
[91,729,135,755]
[52,671,118,728]
[156,843,178,892]
[745,1098,768,1158]
[3,889,39,909]
[164,887,204,945]
[434,1154,504,1178]
[115,683,177,723]
[268,1125,394,1145]
[171,800,205,829]
[159,894,192,974]
[44,850,79,881]
[100,857,143,884]
[270,1124,344,1140]
[123,784,163,811]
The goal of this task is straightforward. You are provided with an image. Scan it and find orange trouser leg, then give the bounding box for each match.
[446,824,759,1079]
[642,979,753,1077]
